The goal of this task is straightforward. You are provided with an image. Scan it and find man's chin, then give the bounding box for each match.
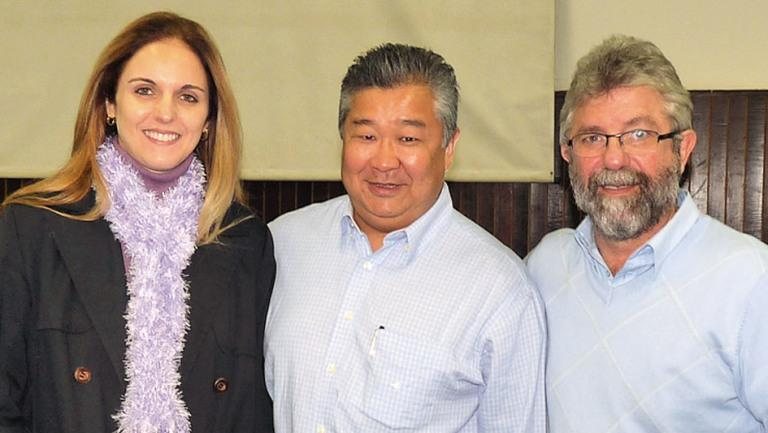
[594,196,636,216]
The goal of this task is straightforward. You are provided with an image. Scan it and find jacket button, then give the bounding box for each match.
[213,377,229,393]
[73,366,92,384]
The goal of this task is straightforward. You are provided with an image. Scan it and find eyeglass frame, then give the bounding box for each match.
[566,129,681,156]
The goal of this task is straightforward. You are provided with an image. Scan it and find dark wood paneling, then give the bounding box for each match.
[745,94,766,239]
[689,92,711,212]
[763,96,768,242]
[725,94,748,231]
[2,91,767,257]
[707,93,730,222]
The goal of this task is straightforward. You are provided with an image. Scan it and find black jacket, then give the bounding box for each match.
[0,194,275,432]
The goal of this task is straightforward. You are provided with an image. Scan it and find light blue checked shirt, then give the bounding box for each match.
[526,191,768,432]
[266,184,546,433]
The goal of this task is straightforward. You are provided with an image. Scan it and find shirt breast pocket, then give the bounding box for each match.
[352,328,457,429]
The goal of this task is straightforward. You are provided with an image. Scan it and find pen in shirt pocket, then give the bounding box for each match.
[368,325,385,356]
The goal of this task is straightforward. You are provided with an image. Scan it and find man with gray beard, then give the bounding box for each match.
[526,34,768,432]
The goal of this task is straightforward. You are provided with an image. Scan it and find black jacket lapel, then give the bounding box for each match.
[51,211,128,382]
[181,209,252,375]
[182,238,237,375]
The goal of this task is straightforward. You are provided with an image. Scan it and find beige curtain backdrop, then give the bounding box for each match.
[555,0,768,91]
[0,1,554,181]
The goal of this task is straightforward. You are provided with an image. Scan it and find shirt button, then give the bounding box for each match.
[316,424,326,433]
[73,366,92,384]
[326,363,337,375]
[343,310,354,321]
[363,261,373,270]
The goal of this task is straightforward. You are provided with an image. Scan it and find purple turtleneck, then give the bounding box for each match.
[114,139,195,195]
[113,139,197,273]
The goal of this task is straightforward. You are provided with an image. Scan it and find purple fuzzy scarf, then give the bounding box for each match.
[96,139,205,433]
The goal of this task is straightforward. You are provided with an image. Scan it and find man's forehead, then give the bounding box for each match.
[583,85,664,104]
[346,85,438,121]
[573,86,668,126]
[573,115,662,133]
[350,83,434,99]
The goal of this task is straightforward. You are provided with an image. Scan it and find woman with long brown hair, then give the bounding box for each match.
[0,11,274,432]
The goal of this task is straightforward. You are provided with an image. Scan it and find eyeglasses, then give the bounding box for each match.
[567,129,680,157]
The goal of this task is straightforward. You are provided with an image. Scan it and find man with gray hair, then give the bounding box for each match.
[266,43,546,433]
[526,34,768,432]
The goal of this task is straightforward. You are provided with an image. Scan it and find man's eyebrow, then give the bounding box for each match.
[573,116,660,134]
[348,118,426,128]
[401,119,426,128]
[573,124,605,134]
[350,118,375,126]
[624,115,659,129]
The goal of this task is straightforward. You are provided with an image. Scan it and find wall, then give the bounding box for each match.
[0,2,554,181]
[555,0,768,90]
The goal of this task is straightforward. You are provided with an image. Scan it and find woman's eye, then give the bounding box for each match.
[180,94,199,103]
[135,87,153,96]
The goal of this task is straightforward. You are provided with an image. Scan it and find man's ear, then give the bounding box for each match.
[443,128,460,172]
[677,129,697,172]
[560,143,572,163]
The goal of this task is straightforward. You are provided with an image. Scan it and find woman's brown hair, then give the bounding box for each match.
[3,11,245,244]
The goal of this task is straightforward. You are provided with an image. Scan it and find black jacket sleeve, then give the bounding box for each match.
[0,206,31,432]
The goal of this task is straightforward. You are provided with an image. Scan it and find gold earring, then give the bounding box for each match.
[200,129,209,141]
[106,116,116,126]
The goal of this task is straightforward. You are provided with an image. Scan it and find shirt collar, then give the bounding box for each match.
[339,183,453,260]
[575,190,702,277]
[645,190,701,266]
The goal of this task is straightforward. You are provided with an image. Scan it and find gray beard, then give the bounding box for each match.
[569,163,681,241]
